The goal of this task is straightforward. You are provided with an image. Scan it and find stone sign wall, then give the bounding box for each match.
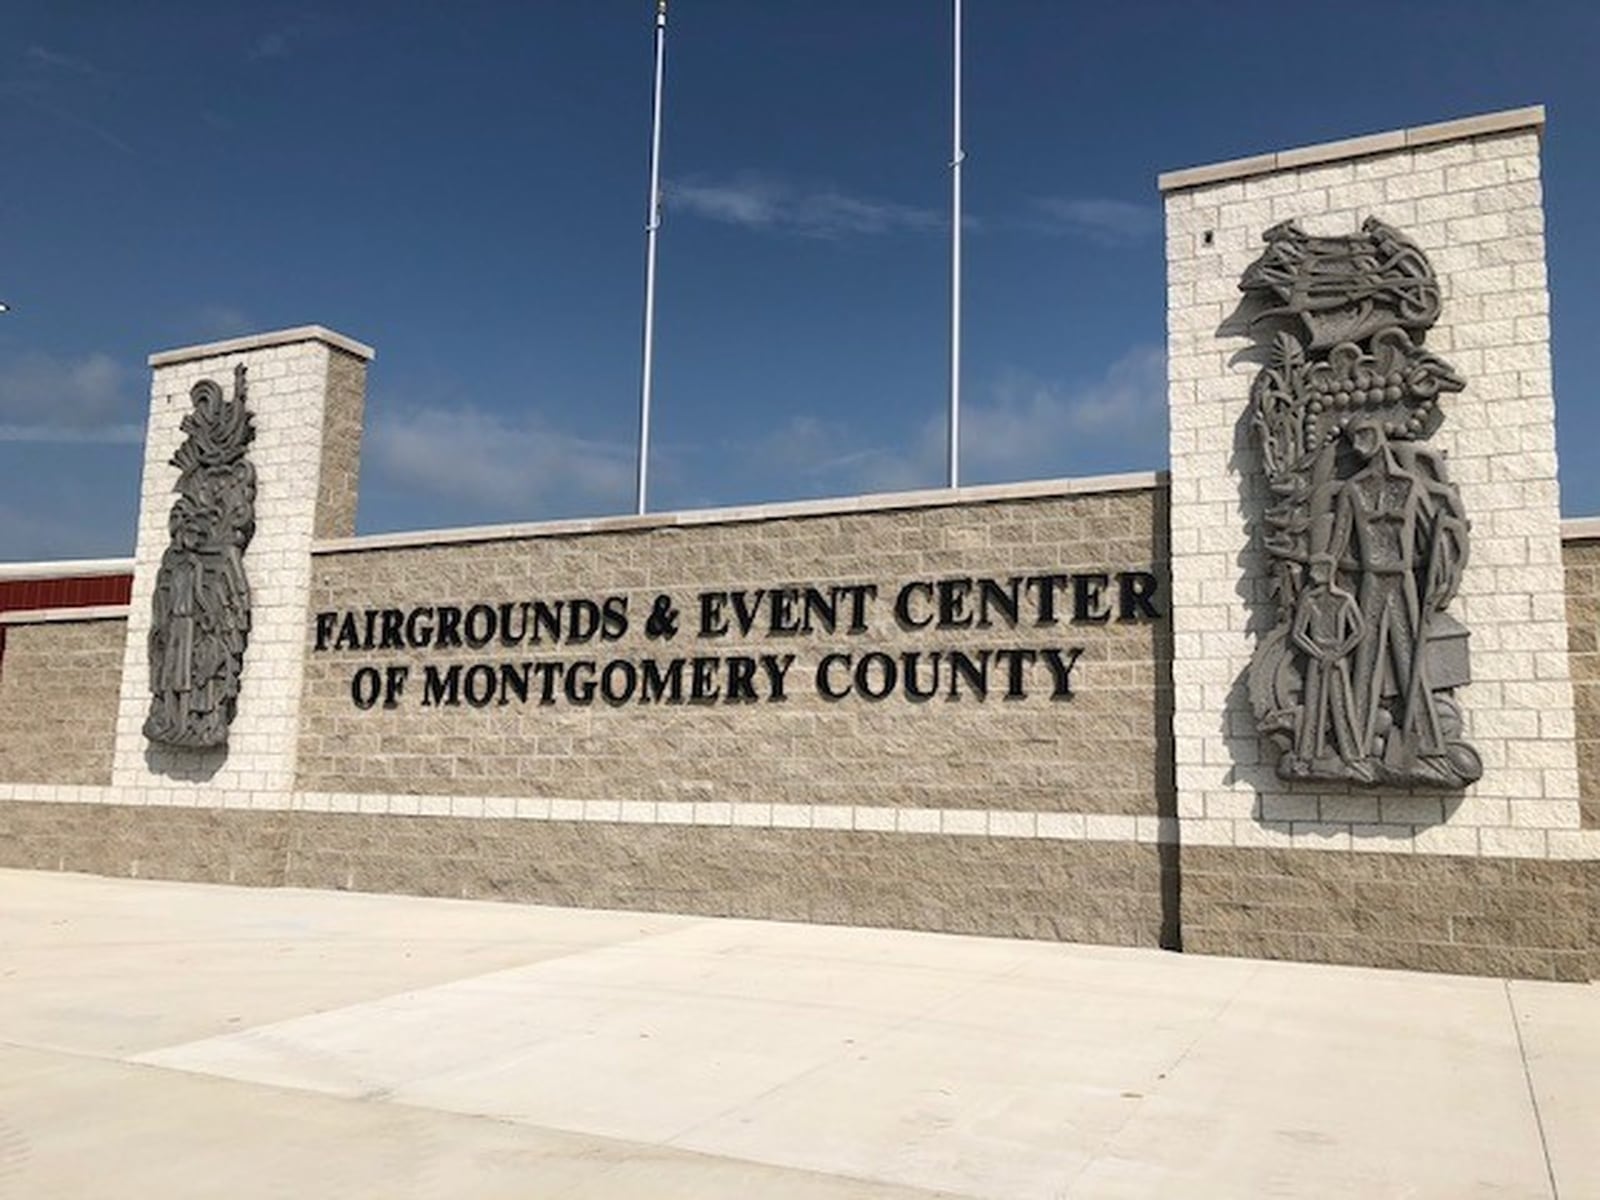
[0,106,1592,980]
[298,486,1170,818]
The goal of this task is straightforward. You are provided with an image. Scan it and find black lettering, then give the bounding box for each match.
[435,606,464,648]
[568,599,600,644]
[725,656,759,703]
[947,650,990,700]
[464,604,497,649]
[894,581,934,630]
[759,653,795,702]
[601,659,637,705]
[498,602,529,646]
[801,587,837,634]
[855,651,897,700]
[816,653,851,700]
[314,611,338,651]
[1118,571,1161,620]
[690,656,721,703]
[769,588,801,635]
[499,662,531,705]
[421,664,462,707]
[350,666,382,710]
[731,590,763,637]
[699,592,729,637]
[1041,647,1085,699]
[378,608,405,650]
[601,595,629,640]
[405,606,435,648]
[383,665,408,708]
[463,664,496,707]
[530,601,562,643]
[902,651,939,702]
[564,660,597,703]
[992,648,1037,699]
[844,584,877,633]
[1073,573,1112,623]
[361,609,379,650]
[334,612,360,651]
[533,661,562,704]
[976,577,1020,629]
[640,658,685,703]
[1025,574,1070,625]
[937,577,974,628]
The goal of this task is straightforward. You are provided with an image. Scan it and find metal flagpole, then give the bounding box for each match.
[637,0,669,515]
[948,0,963,489]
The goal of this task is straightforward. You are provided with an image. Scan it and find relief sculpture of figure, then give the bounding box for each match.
[1287,554,1366,781]
[144,364,256,749]
[1243,219,1481,788]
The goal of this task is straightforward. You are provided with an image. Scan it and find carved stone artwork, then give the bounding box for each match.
[144,364,257,749]
[1243,219,1482,788]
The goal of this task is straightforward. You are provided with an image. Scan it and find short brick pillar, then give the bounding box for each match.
[111,326,372,798]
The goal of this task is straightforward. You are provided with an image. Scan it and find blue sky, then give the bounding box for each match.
[1,1,1597,559]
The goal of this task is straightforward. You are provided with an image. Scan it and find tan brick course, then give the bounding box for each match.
[0,619,124,786]
[1182,845,1590,980]
[0,801,1170,948]
[298,489,1174,817]
[1563,537,1600,829]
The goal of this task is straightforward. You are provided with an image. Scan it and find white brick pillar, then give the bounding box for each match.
[1161,106,1584,857]
[112,326,372,800]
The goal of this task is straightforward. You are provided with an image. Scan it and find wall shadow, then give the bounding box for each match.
[143,741,226,783]
[1152,485,1182,950]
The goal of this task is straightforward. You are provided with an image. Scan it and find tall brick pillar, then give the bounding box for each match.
[1161,107,1596,978]
[111,327,372,800]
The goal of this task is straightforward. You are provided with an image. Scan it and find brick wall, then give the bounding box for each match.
[1,476,1183,956]
[0,618,126,786]
[299,485,1172,819]
[0,802,1170,947]
[1182,846,1589,981]
[1563,536,1600,829]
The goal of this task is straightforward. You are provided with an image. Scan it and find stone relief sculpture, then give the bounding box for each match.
[144,364,257,749]
[1243,218,1481,788]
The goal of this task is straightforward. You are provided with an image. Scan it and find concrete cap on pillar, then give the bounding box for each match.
[148,325,375,368]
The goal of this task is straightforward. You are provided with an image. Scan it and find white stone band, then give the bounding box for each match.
[3,781,1594,860]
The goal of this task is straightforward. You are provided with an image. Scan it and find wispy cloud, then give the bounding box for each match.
[695,344,1168,500]
[0,352,143,443]
[961,345,1167,475]
[247,17,334,62]
[758,415,939,494]
[6,43,132,155]
[361,347,1166,529]
[188,305,257,340]
[1025,197,1159,246]
[0,424,142,445]
[249,30,294,60]
[669,174,942,239]
[26,45,107,79]
[368,403,633,515]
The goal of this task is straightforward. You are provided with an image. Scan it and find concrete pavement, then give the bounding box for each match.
[1,868,1595,1198]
